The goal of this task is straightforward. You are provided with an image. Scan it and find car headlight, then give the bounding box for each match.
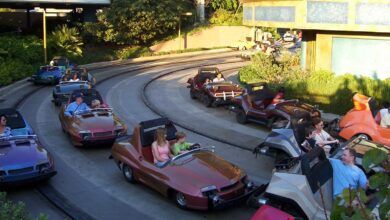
[201,185,220,205]
[37,162,51,173]
[258,197,268,205]
[79,130,92,140]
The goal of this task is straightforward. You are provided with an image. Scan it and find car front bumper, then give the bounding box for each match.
[213,186,259,209]
[0,170,57,187]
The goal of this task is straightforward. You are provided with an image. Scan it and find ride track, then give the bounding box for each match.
[8,52,274,220]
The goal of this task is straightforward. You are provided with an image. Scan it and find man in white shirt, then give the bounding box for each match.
[380,107,390,128]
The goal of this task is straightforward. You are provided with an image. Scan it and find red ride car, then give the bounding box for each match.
[110,118,257,210]
[338,93,390,148]
[59,89,127,147]
[187,67,243,107]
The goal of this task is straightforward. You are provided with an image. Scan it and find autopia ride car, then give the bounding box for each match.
[0,135,57,187]
[110,118,257,210]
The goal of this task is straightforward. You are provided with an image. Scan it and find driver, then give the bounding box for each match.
[330,148,368,198]
[212,73,225,83]
[312,117,339,155]
[0,114,12,137]
[171,132,192,156]
[64,93,90,116]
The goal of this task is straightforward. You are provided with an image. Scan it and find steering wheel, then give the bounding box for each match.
[189,143,201,150]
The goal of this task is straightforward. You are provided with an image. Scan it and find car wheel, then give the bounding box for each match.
[122,164,136,183]
[355,134,370,140]
[190,90,196,99]
[236,108,248,124]
[202,95,213,107]
[174,191,187,209]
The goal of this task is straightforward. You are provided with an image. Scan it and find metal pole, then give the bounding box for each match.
[43,9,47,63]
[178,17,181,50]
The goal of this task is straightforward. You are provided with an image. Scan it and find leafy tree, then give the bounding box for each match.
[210,0,239,11]
[49,25,83,56]
[331,148,389,220]
[94,0,193,45]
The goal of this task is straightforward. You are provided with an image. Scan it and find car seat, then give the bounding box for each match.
[140,119,177,164]
[301,147,333,212]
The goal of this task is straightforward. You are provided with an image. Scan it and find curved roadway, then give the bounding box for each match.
[13,52,275,219]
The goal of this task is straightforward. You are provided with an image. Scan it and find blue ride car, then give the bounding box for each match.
[0,135,57,187]
[30,66,63,85]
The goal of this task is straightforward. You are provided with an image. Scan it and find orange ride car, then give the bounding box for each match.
[338,93,390,148]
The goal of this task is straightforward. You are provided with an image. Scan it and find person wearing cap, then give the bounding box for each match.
[64,93,90,116]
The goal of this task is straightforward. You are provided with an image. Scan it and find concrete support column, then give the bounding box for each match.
[196,0,205,23]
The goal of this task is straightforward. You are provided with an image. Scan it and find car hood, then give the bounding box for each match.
[37,70,61,77]
[168,151,244,190]
[0,142,49,168]
[74,113,115,131]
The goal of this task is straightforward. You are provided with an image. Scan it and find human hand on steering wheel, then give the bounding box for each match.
[189,143,200,150]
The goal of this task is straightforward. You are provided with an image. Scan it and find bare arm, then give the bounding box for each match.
[152,142,163,162]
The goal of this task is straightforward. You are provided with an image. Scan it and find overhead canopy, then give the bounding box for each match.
[0,0,111,9]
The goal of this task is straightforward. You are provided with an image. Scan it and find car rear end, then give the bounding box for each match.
[206,83,243,105]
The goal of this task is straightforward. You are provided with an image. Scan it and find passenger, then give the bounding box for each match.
[91,99,101,109]
[380,106,390,128]
[69,74,80,82]
[0,114,11,137]
[212,73,225,83]
[312,117,339,155]
[151,128,172,167]
[271,87,285,104]
[171,132,191,156]
[64,93,90,116]
[203,78,211,86]
[301,126,317,152]
[375,101,389,123]
[330,148,368,198]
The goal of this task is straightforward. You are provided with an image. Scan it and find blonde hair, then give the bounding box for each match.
[155,127,167,146]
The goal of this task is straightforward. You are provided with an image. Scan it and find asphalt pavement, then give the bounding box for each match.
[4,52,280,220]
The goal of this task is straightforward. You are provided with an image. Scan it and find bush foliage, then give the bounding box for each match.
[209,9,242,26]
[238,52,390,114]
[0,35,42,86]
[83,0,193,45]
[0,192,47,220]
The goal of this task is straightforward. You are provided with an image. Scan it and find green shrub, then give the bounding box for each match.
[0,191,47,220]
[49,25,83,57]
[209,9,242,26]
[115,46,151,60]
[238,52,308,84]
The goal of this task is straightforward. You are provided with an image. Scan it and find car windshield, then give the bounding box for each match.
[58,83,89,94]
[169,147,214,165]
[53,58,67,66]
[3,112,26,129]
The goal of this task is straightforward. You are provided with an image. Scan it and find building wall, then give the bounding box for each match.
[242,0,390,33]
[150,26,252,52]
[313,32,390,79]
[243,0,390,79]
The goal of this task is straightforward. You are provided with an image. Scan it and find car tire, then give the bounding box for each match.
[355,134,370,140]
[190,90,196,99]
[173,191,187,209]
[122,164,136,183]
[202,95,213,107]
[236,108,248,124]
